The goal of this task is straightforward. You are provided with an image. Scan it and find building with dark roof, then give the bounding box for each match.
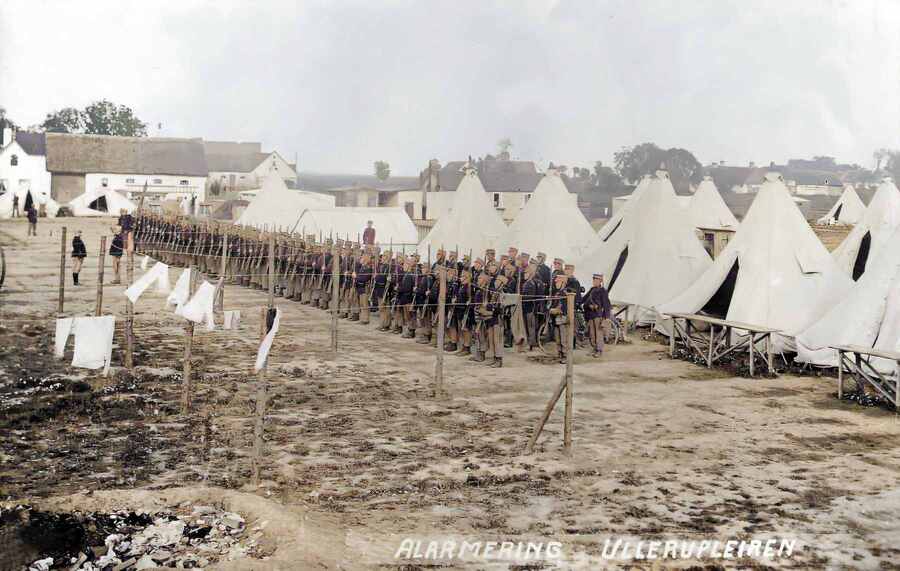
[0,128,52,202]
[45,133,209,204]
[204,140,298,193]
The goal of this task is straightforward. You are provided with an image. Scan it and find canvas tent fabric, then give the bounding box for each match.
[416,165,508,258]
[574,170,712,325]
[0,186,61,218]
[796,227,900,374]
[295,207,417,248]
[831,177,900,281]
[818,185,866,225]
[235,174,335,230]
[68,188,137,217]
[657,173,853,353]
[689,176,738,230]
[496,169,599,263]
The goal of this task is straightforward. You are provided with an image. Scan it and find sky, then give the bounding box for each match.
[2,0,900,175]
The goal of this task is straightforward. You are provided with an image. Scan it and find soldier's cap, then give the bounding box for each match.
[500,254,509,261]
[564,264,575,270]
[485,248,495,254]
[449,251,458,256]
[520,252,531,258]
[553,258,564,265]
[537,251,547,258]
[593,273,604,279]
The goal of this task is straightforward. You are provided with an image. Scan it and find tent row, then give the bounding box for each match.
[0,185,138,219]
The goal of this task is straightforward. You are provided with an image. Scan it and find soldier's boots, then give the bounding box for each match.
[444,342,457,352]
[468,350,485,362]
[416,334,431,344]
[392,326,403,334]
[456,345,470,356]
[402,329,416,339]
[349,314,360,321]
[488,357,503,368]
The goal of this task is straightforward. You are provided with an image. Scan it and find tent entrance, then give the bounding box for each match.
[607,246,629,292]
[701,259,739,319]
[833,203,843,221]
[89,195,109,213]
[851,231,871,281]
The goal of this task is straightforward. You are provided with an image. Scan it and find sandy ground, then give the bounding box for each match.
[2,217,899,569]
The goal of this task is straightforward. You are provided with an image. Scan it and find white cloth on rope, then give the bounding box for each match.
[167,268,192,308]
[125,262,171,304]
[176,281,216,331]
[254,308,281,373]
[70,315,115,375]
[54,317,74,359]
[140,255,150,270]
[224,310,241,330]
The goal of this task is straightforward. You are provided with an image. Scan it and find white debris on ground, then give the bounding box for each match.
[21,504,265,570]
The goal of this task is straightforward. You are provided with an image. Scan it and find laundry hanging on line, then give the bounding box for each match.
[254,308,281,373]
[124,262,171,304]
[224,310,241,330]
[176,281,217,331]
[167,268,192,308]
[55,315,116,375]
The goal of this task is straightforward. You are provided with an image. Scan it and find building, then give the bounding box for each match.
[0,128,51,202]
[45,133,209,205]
[204,141,298,193]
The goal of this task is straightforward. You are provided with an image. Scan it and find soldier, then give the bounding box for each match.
[485,248,496,265]
[483,274,508,367]
[352,252,372,324]
[414,264,433,343]
[454,269,474,356]
[582,273,612,357]
[373,250,393,331]
[469,272,492,362]
[549,273,575,364]
[521,261,541,351]
[443,267,459,352]
[396,257,416,337]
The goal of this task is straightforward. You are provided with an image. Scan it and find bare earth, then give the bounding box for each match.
[2,218,899,569]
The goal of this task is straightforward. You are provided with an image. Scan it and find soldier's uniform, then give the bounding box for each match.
[353,254,373,324]
[582,273,612,356]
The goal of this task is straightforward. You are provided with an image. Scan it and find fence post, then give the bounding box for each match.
[95,236,107,316]
[331,243,340,352]
[125,249,135,370]
[181,266,196,414]
[434,265,447,394]
[564,292,575,454]
[58,227,67,314]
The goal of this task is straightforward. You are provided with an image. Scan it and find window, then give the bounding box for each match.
[239,175,246,180]
[524,193,532,204]
[179,179,189,186]
[492,193,501,208]
[125,178,135,184]
[10,155,18,166]
[101,177,109,188]
[152,178,162,185]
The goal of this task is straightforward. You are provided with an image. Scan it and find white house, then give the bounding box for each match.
[45,133,209,207]
[0,128,52,204]
[204,141,298,193]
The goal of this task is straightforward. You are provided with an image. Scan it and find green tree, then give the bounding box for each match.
[374,160,391,181]
[613,143,702,193]
[82,100,147,136]
[40,107,85,133]
[0,106,18,131]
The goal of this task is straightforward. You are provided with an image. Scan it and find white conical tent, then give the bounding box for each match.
[818,185,866,225]
[496,169,599,262]
[417,166,507,257]
[595,175,653,241]
[295,207,417,248]
[689,176,738,230]
[832,177,900,280]
[0,184,61,218]
[235,175,335,230]
[796,227,900,373]
[657,173,853,353]
[574,171,712,325]
[68,188,136,216]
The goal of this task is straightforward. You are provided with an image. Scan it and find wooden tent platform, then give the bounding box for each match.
[833,345,900,411]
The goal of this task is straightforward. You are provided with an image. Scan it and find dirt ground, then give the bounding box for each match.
[2,217,899,569]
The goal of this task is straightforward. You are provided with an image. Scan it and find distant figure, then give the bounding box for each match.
[11,194,19,218]
[71,230,87,285]
[118,208,134,252]
[363,220,376,245]
[26,207,37,236]
[109,226,124,284]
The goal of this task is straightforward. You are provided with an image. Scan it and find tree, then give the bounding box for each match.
[374,160,391,181]
[874,148,891,172]
[41,107,85,133]
[497,137,513,156]
[40,100,147,136]
[613,142,702,193]
[0,106,18,131]
[885,151,900,183]
[82,100,147,136]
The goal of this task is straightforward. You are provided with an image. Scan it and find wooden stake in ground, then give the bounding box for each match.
[124,249,135,370]
[331,243,340,352]
[564,292,575,454]
[58,226,67,314]
[216,232,228,312]
[434,264,447,394]
[95,236,107,316]
[181,265,197,414]
[251,234,276,487]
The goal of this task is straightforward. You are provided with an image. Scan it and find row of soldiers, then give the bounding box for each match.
[133,213,613,366]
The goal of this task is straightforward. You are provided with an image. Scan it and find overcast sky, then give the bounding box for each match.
[2,0,899,175]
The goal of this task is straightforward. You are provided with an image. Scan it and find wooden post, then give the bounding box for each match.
[668,317,676,356]
[837,349,843,400]
[125,250,135,370]
[181,266,196,414]
[564,292,575,454]
[766,333,774,374]
[58,226,67,314]
[525,373,568,454]
[331,243,339,352]
[251,236,276,486]
[217,232,228,311]
[748,333,755,377]
[434,265,447,393]
[95,236,107,316]
[707,324,714,368]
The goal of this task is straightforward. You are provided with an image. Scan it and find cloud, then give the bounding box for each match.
[2,0,899,174]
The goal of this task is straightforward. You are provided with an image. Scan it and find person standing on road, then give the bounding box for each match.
[362,220,376,246]
[109,227,125,284]
[11,194,19,218]
[71,230,87,285]
[118,208,135,252]
[26,207,37,236]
